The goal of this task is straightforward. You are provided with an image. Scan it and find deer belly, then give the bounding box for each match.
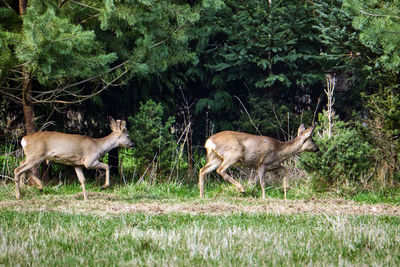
[242,155,261,167]
[46,154,85,166]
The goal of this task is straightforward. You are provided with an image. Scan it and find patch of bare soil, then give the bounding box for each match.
[1,193,399,216]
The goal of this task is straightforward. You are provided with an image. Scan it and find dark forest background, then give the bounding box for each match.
[1,0,399,189]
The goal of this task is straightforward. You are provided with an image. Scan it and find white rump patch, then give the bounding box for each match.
[21,138,27,148]
[205,139,216,150]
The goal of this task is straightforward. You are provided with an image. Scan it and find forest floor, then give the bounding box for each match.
[1,192,399,216]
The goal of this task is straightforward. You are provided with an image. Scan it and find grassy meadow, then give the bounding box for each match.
[0,181,399,266]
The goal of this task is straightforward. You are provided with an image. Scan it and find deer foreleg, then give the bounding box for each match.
[30,171,43,191]
[74,167,88,200]
[85,161,110,189]
[257,166,266,199]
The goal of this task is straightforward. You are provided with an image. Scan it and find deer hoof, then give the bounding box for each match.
[100,185,109,190]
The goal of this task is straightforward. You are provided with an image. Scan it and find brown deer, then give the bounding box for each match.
[14,117,133,200]
[199,124,319,199]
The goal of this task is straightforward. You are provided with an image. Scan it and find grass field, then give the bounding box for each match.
[0,181,399,266]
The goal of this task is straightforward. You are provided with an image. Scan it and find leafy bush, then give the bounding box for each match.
[299,112,376,186]
[127,100,177,176]
[0,153,19,180]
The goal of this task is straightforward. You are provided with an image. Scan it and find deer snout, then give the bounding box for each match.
[303,138,319,152]
[122,138,134,148]
[128,140,134,148]
[118,138,133,148]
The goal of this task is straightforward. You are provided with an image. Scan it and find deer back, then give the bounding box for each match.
[206,131,280,167]
[21,131,100,165]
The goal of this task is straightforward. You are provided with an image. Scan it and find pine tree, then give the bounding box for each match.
[191,0,324,134]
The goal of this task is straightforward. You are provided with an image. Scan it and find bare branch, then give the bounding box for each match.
[0,90,23,104]
[149,20,189,49]
[30,68,129,104]
[1,0,14,11]
[233,95,262,136]
[55,60,129,94]
[360,9,400,19]
[59,0,69,7]
[70,0,101,11]
[78,13,100,25]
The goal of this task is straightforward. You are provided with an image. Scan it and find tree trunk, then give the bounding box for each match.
[20,0,40,185]
[109,148,120,179]
[20,0,35,135]
[19,0,27,15]
[22,70,36,135]
[22,67,40,185]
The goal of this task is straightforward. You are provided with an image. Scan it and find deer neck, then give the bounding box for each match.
[276,136,304,161]
[96,132,119,154]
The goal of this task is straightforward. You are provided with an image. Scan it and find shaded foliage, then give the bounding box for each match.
[128,100,176,174]
[299,112,376,186]
[0,0,400,189]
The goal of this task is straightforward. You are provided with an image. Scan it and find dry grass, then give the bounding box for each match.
[1,191,399,217]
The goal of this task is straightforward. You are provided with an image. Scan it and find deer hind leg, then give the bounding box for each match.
[14,159,43,200]
[74,167,88,200]
[216,158,245,194]
[199,152,222,198]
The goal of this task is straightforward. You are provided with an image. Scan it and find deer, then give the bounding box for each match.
[14,117,133,200]
[199,124,319,199]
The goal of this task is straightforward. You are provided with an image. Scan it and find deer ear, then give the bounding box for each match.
[120,120,127,130]
[303,126,316,138]
[109,117,118,131]
[297,124,306,136]
[116,119,122,129]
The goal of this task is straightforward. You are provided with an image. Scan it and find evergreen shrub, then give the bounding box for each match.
[126,100,177,177]
[299,112,376,186]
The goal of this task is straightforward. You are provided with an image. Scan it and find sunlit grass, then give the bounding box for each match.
[1,179,400,205]
[0,210,399,266]
[1,178,399,265]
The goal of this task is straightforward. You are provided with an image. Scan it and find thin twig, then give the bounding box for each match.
[312,96,322,125]
[1,0,13,11]
[272,106,286,139]
[0,174,14,181]
[70,0,101,11]
[137,153,158,185]
[233,95,262,135]
[54,60,129,95]
[360,9,400,19]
